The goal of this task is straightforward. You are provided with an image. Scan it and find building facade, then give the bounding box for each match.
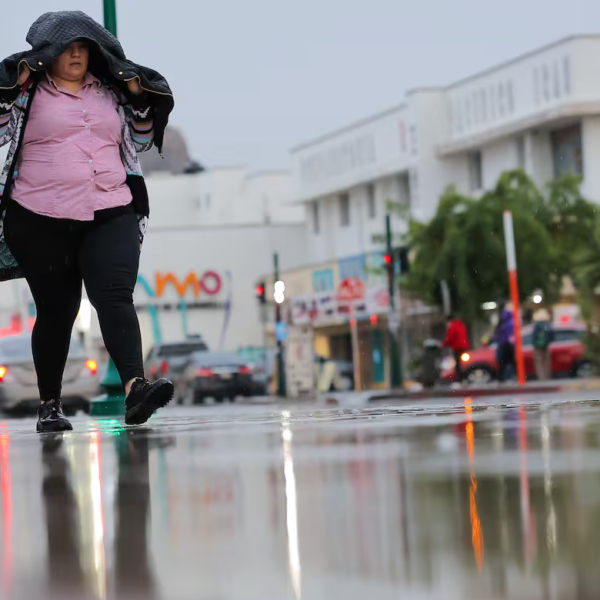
[281,35,600,388]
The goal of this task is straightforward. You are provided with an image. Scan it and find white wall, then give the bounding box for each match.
[134,221,308,353]
[581,116,600,203]
[482,138,519,190]
[145,168,305,227]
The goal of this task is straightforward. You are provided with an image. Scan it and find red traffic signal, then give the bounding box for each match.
[255,282,266,304]
[383,253,392,265]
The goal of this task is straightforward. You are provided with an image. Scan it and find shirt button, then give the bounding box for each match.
[89,159,93,163]
[91,178,95,182]
[85,125,89,129]
[83,109,87,113]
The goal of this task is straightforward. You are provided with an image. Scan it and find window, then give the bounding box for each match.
[312,202,320,234]
[517,136,526,169]
[562,56,571,95]
[468,151,483,191]
[339,193,350,226]
[367,184,376,219]
[551,124,583,178]
[506,81,514,113]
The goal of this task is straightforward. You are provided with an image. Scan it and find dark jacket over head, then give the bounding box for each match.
[0,10,174,152]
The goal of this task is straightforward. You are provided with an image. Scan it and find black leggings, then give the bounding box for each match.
[4,201,144,400]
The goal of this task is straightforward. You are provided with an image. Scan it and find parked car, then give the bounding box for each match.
[237,347,276,396]
[0,334,98,414]
[440,323,591,384]
[180,351,254,404]
[145,338,209,382]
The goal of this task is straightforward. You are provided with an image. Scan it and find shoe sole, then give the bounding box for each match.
[36,421,73,433]
[125,380,174,426]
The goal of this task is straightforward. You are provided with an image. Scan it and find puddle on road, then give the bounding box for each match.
[2,399,600,599]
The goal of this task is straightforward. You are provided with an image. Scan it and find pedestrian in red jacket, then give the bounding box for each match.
[442,315,470,382]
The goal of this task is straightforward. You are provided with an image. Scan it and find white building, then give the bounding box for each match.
[0,166,306,358]
[281,35,599,387]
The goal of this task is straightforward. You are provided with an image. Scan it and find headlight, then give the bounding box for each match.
[461,353,471,363]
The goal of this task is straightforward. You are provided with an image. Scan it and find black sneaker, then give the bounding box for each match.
[125,378,174,426]
[37,399,73,433]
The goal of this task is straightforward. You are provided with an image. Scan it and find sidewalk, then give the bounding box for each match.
[321,378,600,406]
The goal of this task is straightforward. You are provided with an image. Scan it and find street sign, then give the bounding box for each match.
[275,321,288,342]
[337,276,365,302]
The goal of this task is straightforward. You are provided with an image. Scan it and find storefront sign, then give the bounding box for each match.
[337,277,365,303]
[154,271,222,298]
[290,285,389,326]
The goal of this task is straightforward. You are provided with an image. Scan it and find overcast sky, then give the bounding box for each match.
[2,0,599,170]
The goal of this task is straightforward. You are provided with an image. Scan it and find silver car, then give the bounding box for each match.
[0,334,99,414]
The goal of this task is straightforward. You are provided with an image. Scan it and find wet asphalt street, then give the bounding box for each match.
[1,392,600,599]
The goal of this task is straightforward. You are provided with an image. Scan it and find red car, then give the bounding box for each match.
[440,323,592,384]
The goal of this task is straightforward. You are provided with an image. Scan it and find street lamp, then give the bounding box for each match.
[90,0,124,416]
[104,0,117,36]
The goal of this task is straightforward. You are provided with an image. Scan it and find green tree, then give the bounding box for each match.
[398,170,594,324]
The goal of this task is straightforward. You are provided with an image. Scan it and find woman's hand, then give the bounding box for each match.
[17,64,30,86]
[127,78,143,95]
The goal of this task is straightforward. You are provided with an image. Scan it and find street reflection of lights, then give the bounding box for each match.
[463,398,484,571]
[541,418,557,555]
[282,423,301,600]
[89,431,107,600]
[281,410,291,420]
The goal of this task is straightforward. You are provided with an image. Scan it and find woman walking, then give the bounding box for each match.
[0,11,175,432]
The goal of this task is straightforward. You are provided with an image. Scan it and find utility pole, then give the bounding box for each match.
[103,0,117,37]
[91,0,124,416]
[385,215,403,387]
[274,253,286,397]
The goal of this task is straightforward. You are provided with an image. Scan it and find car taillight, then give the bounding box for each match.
[239,365,252,375]
[160,361,169,375]
[86,359,98,375]
[196,367,214,377]
[0,366,7,382]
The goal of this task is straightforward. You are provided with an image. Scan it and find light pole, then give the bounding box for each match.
[273,253,286,397]
[90,0,125,416]
[103,0,117,37]
[385,215,402,388]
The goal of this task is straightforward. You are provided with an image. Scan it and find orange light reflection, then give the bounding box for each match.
[464,398,484,571]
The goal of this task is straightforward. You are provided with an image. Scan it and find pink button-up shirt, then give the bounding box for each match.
[11,72,132,221]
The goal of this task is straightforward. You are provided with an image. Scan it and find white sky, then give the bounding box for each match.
[1,0,599,170]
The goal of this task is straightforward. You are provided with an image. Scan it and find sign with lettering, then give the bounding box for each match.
[337,277,365,303]
[154,271,222,298]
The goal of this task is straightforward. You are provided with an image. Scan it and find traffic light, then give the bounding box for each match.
[386,247,410,274]
[397,247,410,274]
[255,282,266,304]
[274,280,285,304]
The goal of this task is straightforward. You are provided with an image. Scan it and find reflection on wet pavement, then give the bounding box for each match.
[1,398,600,598]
